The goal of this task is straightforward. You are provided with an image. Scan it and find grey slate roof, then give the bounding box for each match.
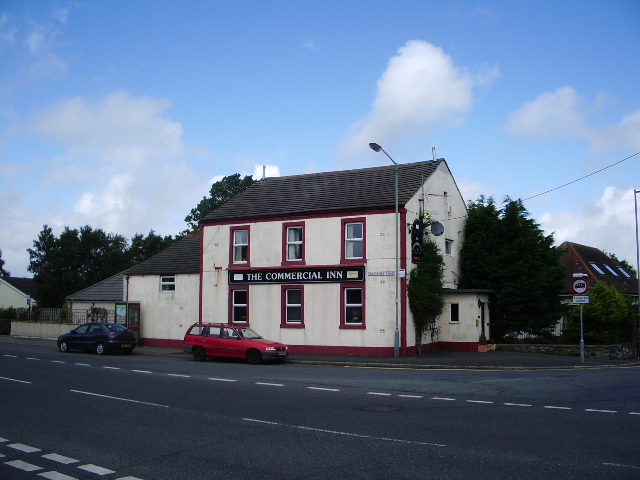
[201,160,444,223]
[66,273,125,302]
[558,241,638,296]
[123,235,201,276]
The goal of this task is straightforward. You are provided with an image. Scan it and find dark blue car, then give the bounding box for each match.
[57,322,137,355]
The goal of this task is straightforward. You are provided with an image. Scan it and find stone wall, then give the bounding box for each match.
[496,343,637,360]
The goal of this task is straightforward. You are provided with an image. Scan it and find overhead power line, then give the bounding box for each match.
[524,151,640,201]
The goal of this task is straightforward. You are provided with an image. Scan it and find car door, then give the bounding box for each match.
[84,323,103,350]
[67,323,91,349]
[218,327,244,358]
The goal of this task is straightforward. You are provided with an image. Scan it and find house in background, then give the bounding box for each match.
[556,241,639,334]
[0,277,38,309]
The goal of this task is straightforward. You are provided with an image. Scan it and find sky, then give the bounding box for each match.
[1,0,639,278]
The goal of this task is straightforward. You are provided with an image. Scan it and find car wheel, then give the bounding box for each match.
[59,340,70,353]
[192,347,206,362]
[246,349,262,365]
[96,342,106,355]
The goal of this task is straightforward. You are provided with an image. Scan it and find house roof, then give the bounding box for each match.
[558,241,638,296]
[123,234,201,276]
[1,277,38,300]
[66,273,125,302]
[201,160,445,223]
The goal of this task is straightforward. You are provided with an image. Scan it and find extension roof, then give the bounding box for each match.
[1,277,38,301]
[558,241,638,296]
[201,160,445,223]
[66,273,125,302]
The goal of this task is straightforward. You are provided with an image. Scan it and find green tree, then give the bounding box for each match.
[28,225,131,307]
[408,236,445,355]
[128,230,174,265]
[182,173,255,234]
[459,197,566,338]
[0,248,9,277]
[564,281,633,344]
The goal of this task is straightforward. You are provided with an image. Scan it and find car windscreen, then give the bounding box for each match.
[238,327,262,339]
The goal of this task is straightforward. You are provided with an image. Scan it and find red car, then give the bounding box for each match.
[182,324,289,364]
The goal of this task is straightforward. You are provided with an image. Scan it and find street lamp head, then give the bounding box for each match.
[572,273,588,278]
[369,143,382,152]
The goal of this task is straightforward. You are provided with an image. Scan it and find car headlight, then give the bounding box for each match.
[265,347,276,351]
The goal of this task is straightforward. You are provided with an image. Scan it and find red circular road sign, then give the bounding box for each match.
[572,278,589,294]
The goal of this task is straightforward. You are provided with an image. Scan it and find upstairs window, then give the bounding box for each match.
[445,239,453,256]
[341,218,366,263]
[160,276,175,291]
[618,267,631,278]
[230,226,250,265]
[603,264,619,277]
[589,262,605,275]
[282,222,305,265]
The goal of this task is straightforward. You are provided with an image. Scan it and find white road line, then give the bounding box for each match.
[208,377,237,382]
[42,453,79,464]
[3,354,17,357]
[630,412,640,415]
[38,471,78,480]
[467,400,493,404]
[78,464,115,475]
[398,395,422,398]
[131,370,152,373]
[167,374,191,378]
[8,443,41,453]
[585,408,617,413]
[50,360,65,364]
[0,437,8,442]
[0,376,31,384]
[307,387,340,392]
[70,390,169,408]
[544,406,571,410]
[432,397,456,401]
[367,392,391,396]
[74,363,91,367]
[5,459,42,471]
[256,382,284,387]
[115,477,145,480]
[26,357,41,361]
[243,418,446,447]
[603,462,640,470]
[102,366,120,370]
[504,403,532,407]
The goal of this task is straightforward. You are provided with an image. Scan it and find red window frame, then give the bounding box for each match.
[282,221,306,266]
[340,283,365,329]
[229,225,250,267]
[229,285,249,325]
[280,285,305,328]
[341,217,366,264]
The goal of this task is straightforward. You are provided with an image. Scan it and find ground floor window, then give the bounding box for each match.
[340,284,365,328]
[281,285,304,327]
[229,286,249,324]
[450,303,459,323]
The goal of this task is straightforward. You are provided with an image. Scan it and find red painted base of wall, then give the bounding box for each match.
[139,338,480,355]
[140,338,183,349]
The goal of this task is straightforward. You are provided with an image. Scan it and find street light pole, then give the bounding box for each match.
[634,189,640,358]
[369,143,400,358]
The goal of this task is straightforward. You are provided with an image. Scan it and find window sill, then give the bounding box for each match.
[339,324,366,329]
[281,324,305,328]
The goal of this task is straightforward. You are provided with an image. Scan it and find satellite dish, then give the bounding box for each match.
[430,221,444,236]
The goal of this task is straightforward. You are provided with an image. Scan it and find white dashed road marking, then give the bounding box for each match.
[208,377,237,382]
[367,392,392,396]
[545,406,571,410]
[467,400,493,404]
[504,403,532,407]
[5,459,42,471]
[307,387,340,392]
[432,397,456,401]
[39,471,78,480]
[131,370,152,374]
[42,453,79,464]
[70,390,169,408]
[168,374,191,378]
[256,382,284,387]
[78,463,115,475]
[0,376,31,384]
[586,409,617,413]
[8,443,41,453]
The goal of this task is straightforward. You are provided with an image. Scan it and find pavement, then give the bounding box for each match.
[2,335,640,370]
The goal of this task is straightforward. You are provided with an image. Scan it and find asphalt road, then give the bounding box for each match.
[1,342,639,479]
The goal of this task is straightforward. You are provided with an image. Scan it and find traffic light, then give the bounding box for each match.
[411,219,422,263]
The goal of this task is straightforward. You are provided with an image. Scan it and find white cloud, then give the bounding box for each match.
[506,87,640,151]
[505,86,588,140]
[340,40,498,156]
[539,186,638,263]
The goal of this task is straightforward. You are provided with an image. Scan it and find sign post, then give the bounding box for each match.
[572,275,589,363]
